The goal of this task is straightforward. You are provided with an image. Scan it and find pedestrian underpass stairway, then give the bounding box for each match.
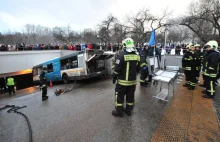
[151,77,220,142]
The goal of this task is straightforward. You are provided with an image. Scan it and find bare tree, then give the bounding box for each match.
[125,8,171,43]
[167,25,191,43]
[180,0,220,43]
[97,14,118,45]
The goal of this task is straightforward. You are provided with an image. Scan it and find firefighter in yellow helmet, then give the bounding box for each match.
[112,38,140,117]
[202,40,220,99]
[182,44,197,90]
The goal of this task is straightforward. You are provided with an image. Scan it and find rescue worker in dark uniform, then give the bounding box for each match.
[195,44,204,83]
[200,46,210,88]
[182,44,197,90]
[112,38,140,117]
[40,66,49,101]
[139,43,149,87]
[203,40,220,99]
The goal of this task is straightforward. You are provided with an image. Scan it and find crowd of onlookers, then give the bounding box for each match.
[0,43,121,52]
[1,43,219,54]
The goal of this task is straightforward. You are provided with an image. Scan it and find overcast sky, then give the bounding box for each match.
[0,0,194,33]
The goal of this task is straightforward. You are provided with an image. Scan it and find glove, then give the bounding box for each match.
[113,77,117,84]
[143,67,147,70]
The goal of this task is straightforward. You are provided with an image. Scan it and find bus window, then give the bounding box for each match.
[61,59,68,70]
[47,63,53,73]
[69,56,78,69]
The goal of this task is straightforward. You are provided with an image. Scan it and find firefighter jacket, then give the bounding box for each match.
[138,47,148,68]
[112,51,140,86]
[202,51,212,76]
[112,49,123,70]
[40,71,47,89]
[182,51,197,72]
[195,50,204,70]
[206,50,220,79]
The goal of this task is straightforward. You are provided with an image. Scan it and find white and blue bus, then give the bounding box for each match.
[32,49,114,84]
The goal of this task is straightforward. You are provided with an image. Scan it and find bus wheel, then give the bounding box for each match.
[62,74,69,84]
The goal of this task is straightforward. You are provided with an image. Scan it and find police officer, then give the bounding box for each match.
[40,66,49,101]
[195,44,204,83]
[182,44,197,90]
[7,77,15,96]
[203,40,220,99]
[139,43,149,87]
[112,38,140,117]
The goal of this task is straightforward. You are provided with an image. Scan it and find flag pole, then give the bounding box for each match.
[153,29,156,75]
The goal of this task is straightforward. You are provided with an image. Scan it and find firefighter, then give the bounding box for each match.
[200,46,210,88]
[182,44,197,90]
[195,44,204,83]
[112,38,140,117]
[40,66,49,101]
[139,43,149,87]
[7,77,15,96]
[203,40,220,99]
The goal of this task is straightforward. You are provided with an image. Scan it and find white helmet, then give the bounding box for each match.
[205,40,218,50]
[122,38,135,52]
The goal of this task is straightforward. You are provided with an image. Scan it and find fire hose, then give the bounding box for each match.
[0,105,33,142]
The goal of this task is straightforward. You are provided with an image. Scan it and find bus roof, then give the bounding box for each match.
[60,51,84,60]
[33,57,60,68]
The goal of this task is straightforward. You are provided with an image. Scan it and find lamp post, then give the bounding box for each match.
[97,35,102,50]
[163,26,168,70]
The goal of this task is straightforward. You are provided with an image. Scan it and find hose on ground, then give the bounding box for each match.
[0,105,33,142]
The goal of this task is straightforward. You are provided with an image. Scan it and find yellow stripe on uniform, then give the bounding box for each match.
[126,62,130,81]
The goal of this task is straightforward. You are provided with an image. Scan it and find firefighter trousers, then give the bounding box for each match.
[42,87,47,98]
[188,70,197,88]
[115,84,136,114]
[196,67,201,82]
[206,77,216,97]
[184,70,190,85]
[140,68,149,84]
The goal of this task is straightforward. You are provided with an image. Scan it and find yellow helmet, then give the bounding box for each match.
[205,40,218,50]
[194,44,200,47]
[187,43,194,50]
[122,38,135,52]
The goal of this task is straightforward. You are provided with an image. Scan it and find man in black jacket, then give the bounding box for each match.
[195,44,204,83]
[139,43,149,87]
[182,44,197,90]
[112,38,140,117]
[40,66,49,101]
[203,40,220,99]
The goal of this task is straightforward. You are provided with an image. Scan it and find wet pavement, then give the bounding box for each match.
[0,75,219,142]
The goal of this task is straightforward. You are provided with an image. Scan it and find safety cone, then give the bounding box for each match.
[50,81,53,88]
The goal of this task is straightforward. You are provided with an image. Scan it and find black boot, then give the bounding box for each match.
[203,94,213,99]
[188,86,195,90]
[199,84,206,88]
[140,83,148,87]
[183,83,189,87]
[112,110,123,117]
[202,90,206,94]
[123,109,131,116]
[42,96,49,101]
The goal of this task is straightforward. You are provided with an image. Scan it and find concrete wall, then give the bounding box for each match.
[0,50,61,74]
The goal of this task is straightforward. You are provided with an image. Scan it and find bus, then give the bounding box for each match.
[32,49,114,84]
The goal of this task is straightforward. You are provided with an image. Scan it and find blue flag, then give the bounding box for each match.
[148,29,156,47]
